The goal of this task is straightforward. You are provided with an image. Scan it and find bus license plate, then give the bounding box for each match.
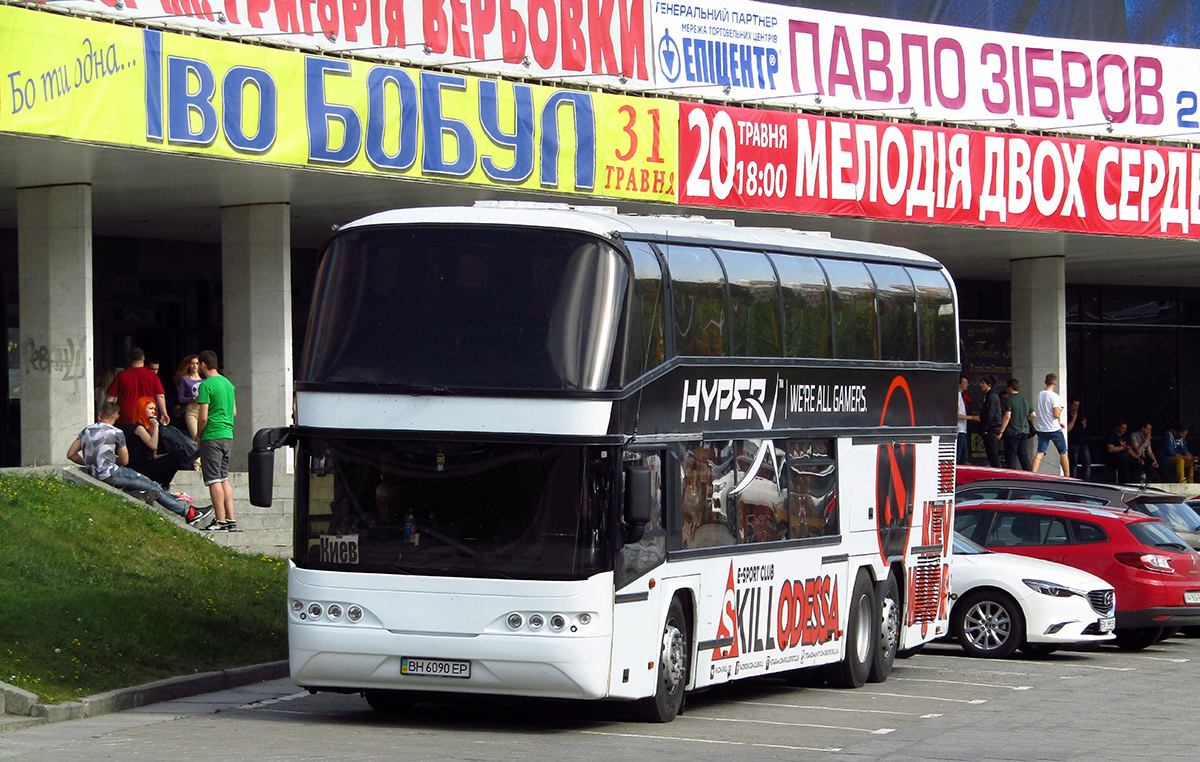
[1185,591,1200,605]
[401,657,470,679]
[1099,616,1115,633]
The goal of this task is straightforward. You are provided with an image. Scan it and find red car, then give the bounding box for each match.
[956,464,1078,487]
[954,499,1200,649]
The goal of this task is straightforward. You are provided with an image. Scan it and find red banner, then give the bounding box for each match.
[679,102,1200,239]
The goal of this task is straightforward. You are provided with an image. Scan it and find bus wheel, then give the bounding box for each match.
[825,570,876,689]
[635,597,690,723]
[868,571,900,683]
[364,690,416,713]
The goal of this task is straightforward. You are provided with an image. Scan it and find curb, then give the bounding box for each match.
[1,661,290,730]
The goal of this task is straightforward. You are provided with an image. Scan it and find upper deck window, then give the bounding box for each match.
[621,242,667,386]
[663,244,728,357]
[772,254,832,359]
[822,259,878,360]
[300,226,629,391]
[869,264,917,361]
[717,248,782,357]
[909,268,957,363]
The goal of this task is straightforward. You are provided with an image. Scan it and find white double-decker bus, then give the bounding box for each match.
[250,202,959,722]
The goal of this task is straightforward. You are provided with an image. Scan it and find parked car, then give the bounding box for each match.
[956,474,1200,550]
[948,533,1115,658]
[956,464,1071,487]
[954,499,1200,649]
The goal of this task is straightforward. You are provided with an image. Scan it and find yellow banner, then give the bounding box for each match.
[0,6,676,202]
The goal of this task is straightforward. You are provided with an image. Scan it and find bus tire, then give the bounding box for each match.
[634,596,690,723]
[868,570,900,683]
[825,570,876,689]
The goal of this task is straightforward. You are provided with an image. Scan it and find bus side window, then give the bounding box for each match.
[620,242,666,385]
[868,263,918,361]
[822,259,878,360]
[772,253,831,359]
[617,450,667,589]
[736,439,788,543]
[788,439,838,538]
[717,248,782,358]
[663,245,728,357]
[908,267,957,363]
[681,441,738,549]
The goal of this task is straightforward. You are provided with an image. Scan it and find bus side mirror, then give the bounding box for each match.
[248,427,293,508]
[624,465,653,543]
[248,448,275,507]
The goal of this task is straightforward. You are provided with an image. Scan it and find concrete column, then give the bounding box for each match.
[1010,255,1067,473]
[221,204,292,473]
[18,184,94,466]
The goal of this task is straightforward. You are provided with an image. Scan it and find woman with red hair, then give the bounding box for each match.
[119,395,181,490]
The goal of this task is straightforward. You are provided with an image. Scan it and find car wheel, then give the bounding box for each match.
[364,690,416,713]
[825,570,876,688]
[634,597,690,722]
[1158,627,1180,641]
[1114,627,1163,650]
[868,571,900,683]
[952,590,1024,658]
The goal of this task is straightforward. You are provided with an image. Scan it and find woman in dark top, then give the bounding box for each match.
[120,395,180,490]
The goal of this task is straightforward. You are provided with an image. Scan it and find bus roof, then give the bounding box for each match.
[338,203,945,269]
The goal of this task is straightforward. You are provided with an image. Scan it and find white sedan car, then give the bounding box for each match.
[949,534,1116,658]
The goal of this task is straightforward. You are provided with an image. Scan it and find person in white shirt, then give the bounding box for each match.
[1031,373,1070,475]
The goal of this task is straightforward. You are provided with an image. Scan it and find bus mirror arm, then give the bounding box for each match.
[249,427,295,508]
[624,466,653,543]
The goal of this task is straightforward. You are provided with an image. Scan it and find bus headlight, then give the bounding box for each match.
[507,613,524,630]
[578,613,592,626]
[307,603,323,619]
[290,599,303,613]
[347,605,363,622]
[528,614,545,630]
[549,614,566,631]
[327,604,343,620]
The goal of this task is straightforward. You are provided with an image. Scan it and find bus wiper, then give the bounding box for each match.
[472,566,513,579]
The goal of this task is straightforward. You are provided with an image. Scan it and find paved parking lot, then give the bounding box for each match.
[3,636,1195,761]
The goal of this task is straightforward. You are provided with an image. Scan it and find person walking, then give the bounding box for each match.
[999,377,1034,470]
[196,350,238,532]
[1031,373,1071,475]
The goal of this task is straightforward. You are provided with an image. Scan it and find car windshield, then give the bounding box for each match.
[1134,501,1200,533]
[953,533,989,555]
[1126,519,1191,552]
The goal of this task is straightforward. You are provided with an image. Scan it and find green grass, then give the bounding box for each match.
[0,472,287,704]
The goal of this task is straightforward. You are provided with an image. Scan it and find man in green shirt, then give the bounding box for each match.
[1000,377,1035,470]
[197,350,238,531]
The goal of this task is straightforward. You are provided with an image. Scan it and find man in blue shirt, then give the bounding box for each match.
[1163,423,1198,484]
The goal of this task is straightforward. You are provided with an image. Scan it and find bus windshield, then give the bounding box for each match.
[297,437,614,580]
[300,225,630,391]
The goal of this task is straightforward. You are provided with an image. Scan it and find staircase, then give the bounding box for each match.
[168,469,294,557]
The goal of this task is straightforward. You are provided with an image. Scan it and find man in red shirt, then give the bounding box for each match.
[105,348,169,426]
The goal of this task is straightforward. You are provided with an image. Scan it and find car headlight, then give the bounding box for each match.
[1023,579,1077,597]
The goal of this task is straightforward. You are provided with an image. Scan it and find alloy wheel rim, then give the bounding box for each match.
[964,601,1012,651]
